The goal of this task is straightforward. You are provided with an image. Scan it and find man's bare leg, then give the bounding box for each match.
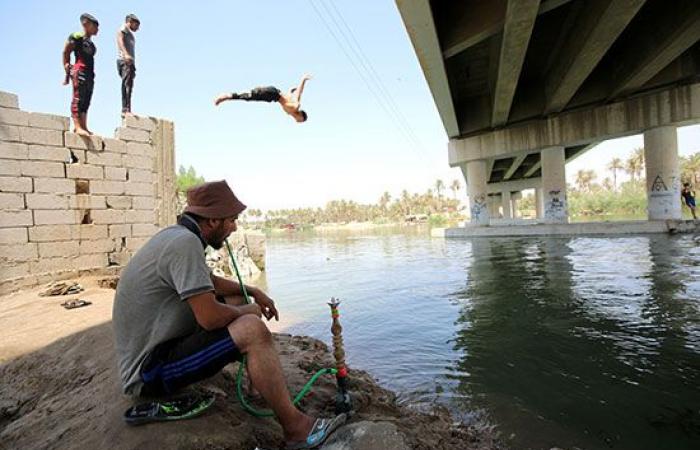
[222,295,261,397]
[73,115,90,136]
[227,315,314,442]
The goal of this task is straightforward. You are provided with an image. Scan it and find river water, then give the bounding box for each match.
[259,227,700,450]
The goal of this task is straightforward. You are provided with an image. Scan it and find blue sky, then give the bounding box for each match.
[1,0,698,209]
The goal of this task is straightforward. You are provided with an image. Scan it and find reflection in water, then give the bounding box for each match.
[265,230,700,450]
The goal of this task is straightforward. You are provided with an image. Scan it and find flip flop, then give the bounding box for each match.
[123,393,215,426]
[61,299,92,309]
[285,413,347,450]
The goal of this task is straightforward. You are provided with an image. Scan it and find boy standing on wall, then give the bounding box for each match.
[116,14,140,117]
[62,13,99,136]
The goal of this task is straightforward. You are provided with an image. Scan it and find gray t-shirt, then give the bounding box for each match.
[117,24,136,61]
[113,224,214,395]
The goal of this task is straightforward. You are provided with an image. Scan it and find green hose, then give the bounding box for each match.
[224,239,336,417]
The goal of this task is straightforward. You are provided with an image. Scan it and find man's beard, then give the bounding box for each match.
[208,239,224,250]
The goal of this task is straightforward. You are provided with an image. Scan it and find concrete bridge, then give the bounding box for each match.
[396,0,700,228]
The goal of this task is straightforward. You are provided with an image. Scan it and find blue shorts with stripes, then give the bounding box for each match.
[139,327,242,397]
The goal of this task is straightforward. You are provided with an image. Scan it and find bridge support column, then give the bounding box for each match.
[644,126,681,220]
[541,146,568,223]
[462,160,490,225]
[502,191,513,220]
[535,188,544,219]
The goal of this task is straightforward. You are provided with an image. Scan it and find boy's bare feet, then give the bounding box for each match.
[75,128,91,136]
[214,93,233,106]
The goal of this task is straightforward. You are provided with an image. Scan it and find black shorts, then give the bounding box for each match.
[250,86,281,102]
[71,67,94,115]
[139,327,243,397]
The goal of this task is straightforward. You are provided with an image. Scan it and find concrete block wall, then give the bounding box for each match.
[0,90,176,293]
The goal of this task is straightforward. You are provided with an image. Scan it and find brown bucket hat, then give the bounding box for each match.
[183,180,246,219]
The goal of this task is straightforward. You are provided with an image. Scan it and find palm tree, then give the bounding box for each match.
[607,157,623,190]
[575,169,596,192]
[625,147,645,182]
[434,179,445,199]
[450,179,461,200]
[682,152,700,185]
[379,191,391,212]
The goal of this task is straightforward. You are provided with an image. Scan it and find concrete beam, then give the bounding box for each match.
[491,0,540,127]
[609,7,700,98]
[449,83,700,165]
[544,0,646,114]
[486,177,541,194]
[396,0,460,138]
[503,154,528,180]
[442,0,574,59]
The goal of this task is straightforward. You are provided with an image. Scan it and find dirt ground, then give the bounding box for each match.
[0,277,501,450]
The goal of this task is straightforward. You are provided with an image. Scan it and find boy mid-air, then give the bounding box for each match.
[214,74,312,123]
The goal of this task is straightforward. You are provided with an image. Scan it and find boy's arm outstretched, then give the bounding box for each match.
[293,74,312,102]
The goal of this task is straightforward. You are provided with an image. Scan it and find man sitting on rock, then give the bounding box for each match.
[214,74,312,123]
[113,180,344,449]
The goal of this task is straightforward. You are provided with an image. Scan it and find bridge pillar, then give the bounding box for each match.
[541,146,568,223]
[502,191,513,219]
[535,188,544,219]
[462,160,490,225]
[644,126,681,220]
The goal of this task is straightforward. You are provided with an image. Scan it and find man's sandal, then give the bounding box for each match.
[123,393,215,426]
[285,413,347,450]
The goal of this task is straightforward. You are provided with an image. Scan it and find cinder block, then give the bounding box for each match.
[123,154,153,169]
[67,164,104,180]
[69,194,106,209]
[28,113,70,131]
[20,160,65,178]
[74,253,108,269]
[0,91,19,109]
[125,181,153,196]
[108,250,132,266]
[0,124,20,142]
[71,224,108,240]
[79,238,116,254]
[33,209,81,225]
[0,192,24,209]
[90,180,125,195]
[105,167,127,180]
[123,115,156,131]
[106,196,132,209]
[109,224,131,237]
[0,243,38,262]
[29,225,72,242]
[0,210,32,228]
[39,241,79,258]
[0,142,28,159]
[126,209,155,224]
[0,227,28,245]
[34,177,75,193]
[126,237,148,251]
[115,127,150,143]
[67,148,86,163]
[86,151,122,167]
[132,223,158,237]
[103,138,127,153]
[126,142,152,156]
[28,145,71,162]
[132,196,155,210]
[0,107,29,126]
[0,176,32,192]
[19,127,63,146]
[127,168,153,183]
[65,132,103,150]
[92,209,127,224]
[30,257,71,275]
[0,159,21,176]
[26,193,69,210]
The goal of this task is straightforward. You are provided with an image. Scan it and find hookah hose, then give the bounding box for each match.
[224,240,337,418]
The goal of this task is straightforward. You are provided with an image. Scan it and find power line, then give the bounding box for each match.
[308,0,427,161]
[323,0,426,153]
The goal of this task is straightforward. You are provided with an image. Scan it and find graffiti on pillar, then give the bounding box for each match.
[544,189,567,222]
[471,194,487,222]
[651,175,668,192]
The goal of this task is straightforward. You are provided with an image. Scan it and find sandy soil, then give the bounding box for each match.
[0,277,501,450]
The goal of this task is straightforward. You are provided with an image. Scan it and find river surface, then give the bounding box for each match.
[259,227,700,450]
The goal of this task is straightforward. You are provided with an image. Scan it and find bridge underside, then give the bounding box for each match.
[397,0,700,227]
